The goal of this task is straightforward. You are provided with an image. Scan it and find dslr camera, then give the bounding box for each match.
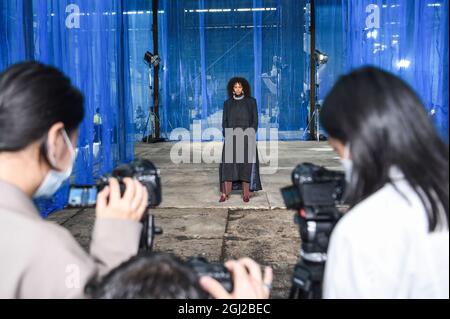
[280,163,346,299]
[188,257,233,295]
[67,159,163,250]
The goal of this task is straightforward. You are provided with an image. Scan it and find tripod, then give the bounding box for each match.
[142,107,163,143]
[303,57,327,141]
[139,213,163,251]
[142,67,166,144]
[302,101,322,141]
[289,259,325,299]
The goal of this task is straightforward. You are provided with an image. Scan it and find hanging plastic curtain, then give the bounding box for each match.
[149,0,309,141]
[0,0,135,217]
[302,0,346,137]
[125,0,154,142]
[316,0,345,101]
[0,1,33,69]
[342,0,449,141]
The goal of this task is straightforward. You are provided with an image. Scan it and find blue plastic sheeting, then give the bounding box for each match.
[132,0,448,142]
[1,0,136,216]
[136,0,310,142]
[316,0,346,101]
[342,0,449,141]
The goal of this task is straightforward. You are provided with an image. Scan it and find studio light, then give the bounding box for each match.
[314,50,328,65]
[144,51,161,67]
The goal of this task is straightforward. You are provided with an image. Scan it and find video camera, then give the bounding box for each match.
[67,159,163,251]
[281,163,346,299]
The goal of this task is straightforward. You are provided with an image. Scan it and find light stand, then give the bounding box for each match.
[142,52,165,144]
[303,50,328,141]
[143,52,161,142]
[142,0,166,144]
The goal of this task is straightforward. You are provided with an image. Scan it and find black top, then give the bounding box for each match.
[222,97,258,135]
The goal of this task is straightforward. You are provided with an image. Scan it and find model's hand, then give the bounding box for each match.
[200,258,273,299]
[96,178,148,222]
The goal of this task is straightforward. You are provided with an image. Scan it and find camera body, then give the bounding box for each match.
[97,159,162,208]
[188,257,233,294]
[280,163,346,299]
[67,159,163,251]
[68,159,162,209]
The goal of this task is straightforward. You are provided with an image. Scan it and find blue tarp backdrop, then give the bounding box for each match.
[342,0,449,142]
[150,0,309,141]
[0,0,448,216]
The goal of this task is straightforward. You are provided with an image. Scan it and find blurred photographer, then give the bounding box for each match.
[0,62,148,298]
[87,252,208,299]
[87,253,272,300]
[320,67,449,299]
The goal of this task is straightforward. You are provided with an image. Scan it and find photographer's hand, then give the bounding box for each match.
[200,258,273,299]
[96,178,149,222]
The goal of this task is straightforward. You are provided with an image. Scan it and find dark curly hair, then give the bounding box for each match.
[227,77,252,99]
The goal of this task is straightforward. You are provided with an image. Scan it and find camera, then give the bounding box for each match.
[280,163,346,299]
[187,257,233,295]
[67,159,163,250]
[68,159,162,208]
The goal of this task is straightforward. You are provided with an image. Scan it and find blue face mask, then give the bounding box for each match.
[340,144,353,184]
[33,130,76,198]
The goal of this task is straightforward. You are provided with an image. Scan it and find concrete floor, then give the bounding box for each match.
[48,141,342,299]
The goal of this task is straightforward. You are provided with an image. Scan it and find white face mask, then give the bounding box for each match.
[340,143,353,184]
[33,130,76,198]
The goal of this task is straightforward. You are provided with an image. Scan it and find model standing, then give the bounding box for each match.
[219,77,262,203]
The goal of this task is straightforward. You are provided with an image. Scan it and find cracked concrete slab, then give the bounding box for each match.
[152,208,228,239]
[47,208,82,226]
[154,238,225,263]
[225,210,299,239]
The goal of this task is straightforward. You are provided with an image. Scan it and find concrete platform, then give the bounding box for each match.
[49,141,341,299]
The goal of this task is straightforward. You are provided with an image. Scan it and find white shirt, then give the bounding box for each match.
[323,173,449,299]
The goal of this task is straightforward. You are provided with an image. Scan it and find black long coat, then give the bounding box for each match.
[219,97,263,192]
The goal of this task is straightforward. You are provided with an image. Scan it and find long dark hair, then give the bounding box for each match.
[321,66,449,232]
[227,77,252,99]
[0,62,84,157]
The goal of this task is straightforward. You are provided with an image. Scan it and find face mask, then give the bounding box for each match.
[34,130,76,198]
[340,143,353,184]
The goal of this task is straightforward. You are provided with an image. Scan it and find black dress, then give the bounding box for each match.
[219,97,263,192]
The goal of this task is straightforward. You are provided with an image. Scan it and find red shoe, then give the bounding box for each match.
[243,195,250,203]
[219,194,230,203]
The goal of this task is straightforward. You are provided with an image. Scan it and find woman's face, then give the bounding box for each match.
[233,83,244,96]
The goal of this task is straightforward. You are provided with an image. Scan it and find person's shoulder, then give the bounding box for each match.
[1,209,85,258]
[334,181,426,240]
